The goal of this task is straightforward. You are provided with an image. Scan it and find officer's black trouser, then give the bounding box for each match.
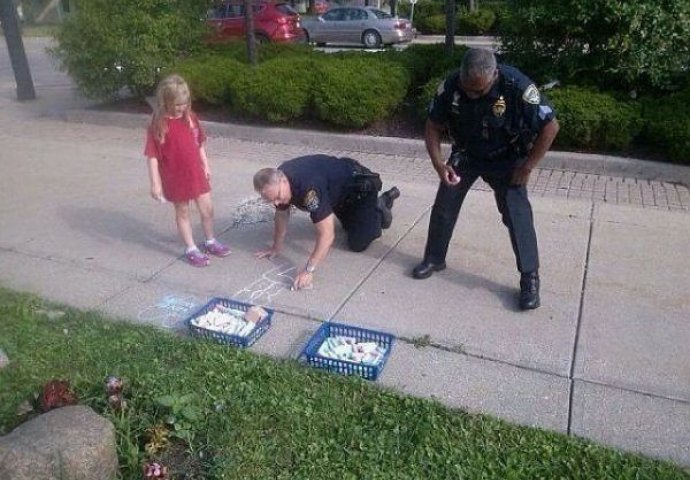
[334,191,382,253]
[423,167,539,274]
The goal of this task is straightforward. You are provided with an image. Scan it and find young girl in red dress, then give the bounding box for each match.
[144,74,230,267]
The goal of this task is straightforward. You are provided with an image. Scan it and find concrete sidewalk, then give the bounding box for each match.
[1,37,689,468]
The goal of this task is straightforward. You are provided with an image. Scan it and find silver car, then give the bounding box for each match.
[302,7,415,48]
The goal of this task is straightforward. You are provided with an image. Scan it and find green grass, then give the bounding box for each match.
[0,23,59,37]
[0,288,688,480]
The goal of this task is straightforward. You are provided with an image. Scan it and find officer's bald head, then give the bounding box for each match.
[253,168,283,192]
[459,48,497,99]
[460,48,497,85]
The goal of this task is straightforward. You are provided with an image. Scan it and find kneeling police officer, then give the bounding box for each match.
[254,154,399,291]
[413,48,560,310]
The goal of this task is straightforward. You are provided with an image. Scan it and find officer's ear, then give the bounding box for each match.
[490,68,499,84]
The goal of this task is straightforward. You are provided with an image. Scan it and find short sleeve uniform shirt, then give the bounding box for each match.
[278,155,355,223]
[428,65,556,162]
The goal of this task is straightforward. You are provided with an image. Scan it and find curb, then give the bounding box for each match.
[61,109,690,186]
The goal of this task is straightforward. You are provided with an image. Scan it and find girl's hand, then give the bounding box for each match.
[150,183,163,202]
[203,164,211,181]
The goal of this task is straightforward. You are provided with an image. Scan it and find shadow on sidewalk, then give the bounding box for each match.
[375,248,521,311]
[60,206,180,257]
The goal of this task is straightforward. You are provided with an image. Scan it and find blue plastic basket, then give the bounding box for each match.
[300,322,395,381]
[186,297,273,348]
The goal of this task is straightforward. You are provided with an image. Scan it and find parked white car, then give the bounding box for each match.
[302,6,415,48]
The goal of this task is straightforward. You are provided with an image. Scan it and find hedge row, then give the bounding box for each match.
[174,43,688,163]
[399,0,504,35]
[173,48,409,129]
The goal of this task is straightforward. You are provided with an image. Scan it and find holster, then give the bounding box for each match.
[344,158,382,194]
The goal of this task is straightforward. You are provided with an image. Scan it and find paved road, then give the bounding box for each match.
[1,37,690,468]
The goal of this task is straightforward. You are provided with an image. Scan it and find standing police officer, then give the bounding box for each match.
[254,154,399,291]
[412,48,559,310]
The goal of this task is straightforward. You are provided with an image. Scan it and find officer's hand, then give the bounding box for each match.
[437,165,461,186]
[255,247,280,259]
[511,166,532,186]
[292,271,313,291]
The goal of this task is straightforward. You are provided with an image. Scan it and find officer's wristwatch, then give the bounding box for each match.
[305,263,316,274]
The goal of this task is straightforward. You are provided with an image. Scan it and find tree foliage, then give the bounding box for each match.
[501,0,690,93]
[50,0,210,98]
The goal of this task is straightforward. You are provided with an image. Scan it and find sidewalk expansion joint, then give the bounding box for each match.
[567,201,595,435]
[329,205,431,321]
[574,377,690,406]
[398,335,570,380]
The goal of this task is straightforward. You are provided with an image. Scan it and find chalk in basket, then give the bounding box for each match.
[186,298,273,348]
[300,322,395,381]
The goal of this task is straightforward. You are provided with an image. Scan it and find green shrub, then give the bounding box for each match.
[415,14,446,34]
[501,0,690,93]
[383,44,466,91]
[207,40,316,64]
[548,87,643,152]
[485,2,514,34]
[456,8,496,35]
[50,0,209,99]
[230,56,315,122]
[172,55,245,105]
[400,0,444,29]
[313,56,410,128]
[640,89,690,164]
[417,72,450,122]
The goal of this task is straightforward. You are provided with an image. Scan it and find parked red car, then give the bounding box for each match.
[207,1,305,44]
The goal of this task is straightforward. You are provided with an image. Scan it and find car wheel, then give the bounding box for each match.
[362,30,382,48]
[254,33,270,44]
[303,29,310,44]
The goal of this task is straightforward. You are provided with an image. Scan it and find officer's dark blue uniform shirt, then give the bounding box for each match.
[428,65,556,164]
[278,155,355,223]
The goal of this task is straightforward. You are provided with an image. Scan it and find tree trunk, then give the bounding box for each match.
[444,0,455,53]
[243,0,257,66]
[469,0,477,12]
[390,0,397,16]
[0,0,36,100]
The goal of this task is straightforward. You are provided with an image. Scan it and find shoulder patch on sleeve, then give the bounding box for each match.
[522,84,541,105]
[303,189,320,212]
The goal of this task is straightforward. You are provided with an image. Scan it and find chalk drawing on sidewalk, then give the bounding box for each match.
[229,196,276,229]
[233,263,296,304]
[137,294,202,329]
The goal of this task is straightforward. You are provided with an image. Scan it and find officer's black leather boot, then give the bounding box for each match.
[412,261,446,279]
[519,271,540,310]
[377,186,400,229]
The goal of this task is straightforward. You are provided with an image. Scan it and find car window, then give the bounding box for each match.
[342,8,365,21]
[227,4,243,17]
[275,3,297,15]
[207,4,227,19]
[221,3,264,17]
[371,9,392,19]
[350,8,368,20]
[323,9,345,21]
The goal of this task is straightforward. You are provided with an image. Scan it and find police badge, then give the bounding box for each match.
[492,96,506,117]
[304,189,320,212]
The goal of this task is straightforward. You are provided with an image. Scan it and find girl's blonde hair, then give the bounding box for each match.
[151,74,193,143]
